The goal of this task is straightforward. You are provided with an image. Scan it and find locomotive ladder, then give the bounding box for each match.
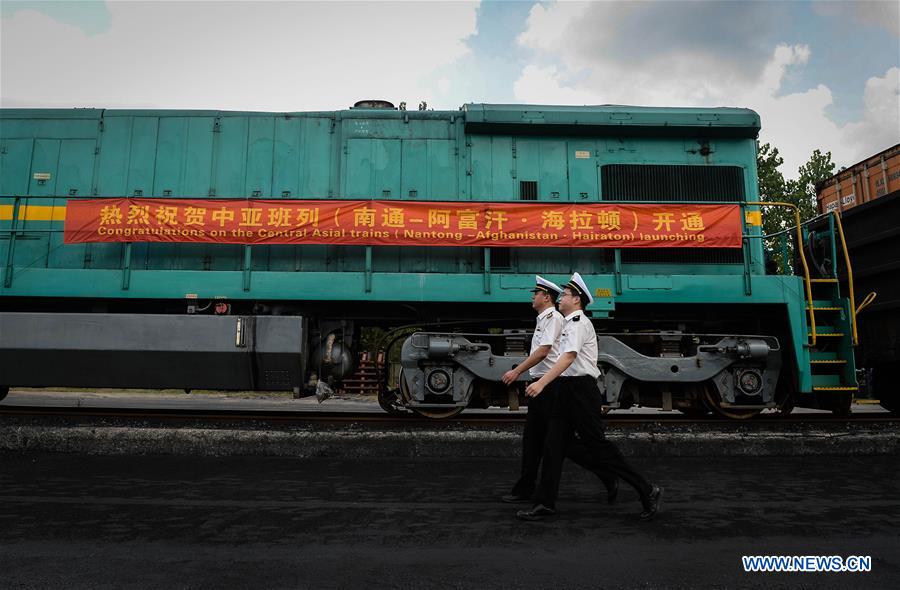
[752,202,860,403]
[804,211,859,396]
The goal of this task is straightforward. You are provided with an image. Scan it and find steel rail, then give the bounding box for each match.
[1,405,895,426]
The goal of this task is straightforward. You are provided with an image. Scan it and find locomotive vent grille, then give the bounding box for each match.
[601,164,745,202]
[622,248,743,265]
[519,180,538,200]
[490,247,512,269]
[603,164,745,264]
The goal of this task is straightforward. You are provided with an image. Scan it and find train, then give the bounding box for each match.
[814,144,900,412]
[0,101,864,418]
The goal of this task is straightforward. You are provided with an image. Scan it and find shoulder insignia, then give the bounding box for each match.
[573,315,580,322]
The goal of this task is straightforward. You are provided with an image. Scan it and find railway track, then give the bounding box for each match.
[1,404,896,428]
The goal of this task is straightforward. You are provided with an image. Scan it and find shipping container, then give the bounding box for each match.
[816,144,900,214]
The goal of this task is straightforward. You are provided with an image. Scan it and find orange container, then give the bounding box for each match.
[816,144,900,214]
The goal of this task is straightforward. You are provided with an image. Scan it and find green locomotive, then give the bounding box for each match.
[0,102,859,417]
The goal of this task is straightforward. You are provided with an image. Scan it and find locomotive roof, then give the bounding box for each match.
[462,103,760,138]
[1,103,761,139]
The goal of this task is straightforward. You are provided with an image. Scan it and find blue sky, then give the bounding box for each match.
[767,0,897,125]
[2,1,898,176]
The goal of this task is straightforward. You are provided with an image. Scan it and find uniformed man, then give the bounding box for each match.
[517,272,663,521]
[499,276,618,505]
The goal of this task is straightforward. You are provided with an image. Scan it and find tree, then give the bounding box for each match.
[757,142,789,237]
[757,144,836,273]
[792,148,835,221]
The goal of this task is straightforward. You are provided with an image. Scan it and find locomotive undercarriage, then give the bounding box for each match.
[0,300,796,420]
[394,331,784,420]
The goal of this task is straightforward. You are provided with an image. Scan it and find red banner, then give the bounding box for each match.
[63,199,743,248]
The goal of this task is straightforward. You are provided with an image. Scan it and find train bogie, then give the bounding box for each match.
[396,331,784,418]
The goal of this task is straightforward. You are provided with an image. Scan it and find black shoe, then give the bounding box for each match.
[606,479,619,505]
[516,504,557,521]
[501,493,532,504]
[639,485,663,521]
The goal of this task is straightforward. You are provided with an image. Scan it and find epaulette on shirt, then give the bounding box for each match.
[573,315,580,322]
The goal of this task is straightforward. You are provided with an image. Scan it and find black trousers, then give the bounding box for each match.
[511,380,617,498]
[535,375,653,509]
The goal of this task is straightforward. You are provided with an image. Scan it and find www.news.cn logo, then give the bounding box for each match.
[742,555,872,573]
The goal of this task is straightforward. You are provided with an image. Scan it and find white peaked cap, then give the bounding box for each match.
[566,272,594,306]
[532,275,563,297]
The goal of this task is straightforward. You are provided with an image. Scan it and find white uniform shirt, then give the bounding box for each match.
[559,310,600,378]
[529,307,564,378]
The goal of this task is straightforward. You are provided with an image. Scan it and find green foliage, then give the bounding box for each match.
[794,149,836,219]
[757,144,836,273]
[757,143,789,237]
[359,326,386,353]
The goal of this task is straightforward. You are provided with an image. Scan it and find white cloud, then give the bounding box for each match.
[841,67,900,160]
[512,64,585,104]
[755,44,812,97]
[1,2,479,111]
[513,2,900,177]
[518,0,780,87]
[516,1,583,55]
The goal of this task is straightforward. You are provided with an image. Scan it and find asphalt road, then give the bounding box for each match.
[1,453,897,589]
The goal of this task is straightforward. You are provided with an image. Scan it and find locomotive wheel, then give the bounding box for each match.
[398,370,464,420]
[679,384,711,417]
[0,386,8,402]
[776,396,795,415]
[377,387,407,415]
[826,393,852,417]
[702,382,762,420]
